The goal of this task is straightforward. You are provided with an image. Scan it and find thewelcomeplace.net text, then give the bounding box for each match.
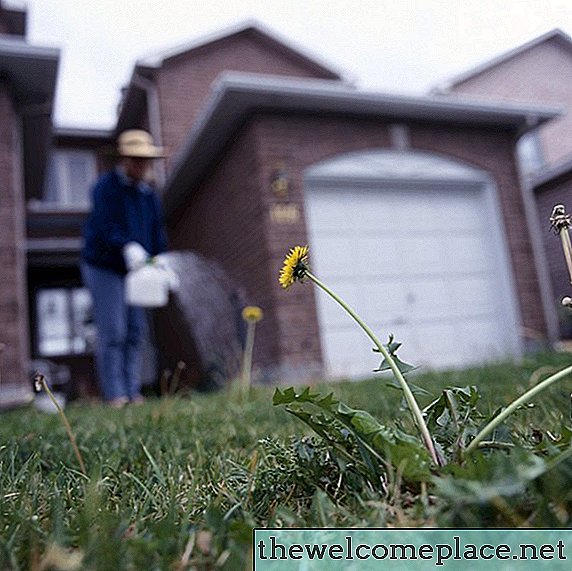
[256,534,567,566]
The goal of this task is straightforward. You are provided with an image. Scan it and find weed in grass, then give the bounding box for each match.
[32,372,87,477]
[279,245,439,465]
[274,242,572,529]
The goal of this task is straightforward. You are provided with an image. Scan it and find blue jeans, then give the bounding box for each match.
[81,262,145,401]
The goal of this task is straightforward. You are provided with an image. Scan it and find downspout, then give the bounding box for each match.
[131,72,166,189]
[516,116,559,346]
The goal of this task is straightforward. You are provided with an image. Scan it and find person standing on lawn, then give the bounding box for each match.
[81,129,168,407]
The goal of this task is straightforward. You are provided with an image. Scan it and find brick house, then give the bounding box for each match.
[434,29,572,175]
[0,5,564,402]
[0,3,60,404]
[435,29,572,339]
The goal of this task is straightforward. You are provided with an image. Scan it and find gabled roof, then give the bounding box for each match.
[433,28,572,94]
[116,19,349,134]
[163,72,560,219]
[136,19,345,80]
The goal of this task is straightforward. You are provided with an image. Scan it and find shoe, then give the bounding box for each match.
[108,396,129,409]
[130,396,145,406]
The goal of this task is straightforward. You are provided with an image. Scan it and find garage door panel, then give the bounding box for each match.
[320,327,376,378]
[398,235,445,275]
[352,190,402,230]
[361,280,407,320]
[356,236,402,276]
[433,191,484,231]
[414,322,464,368]
[449,276,497,315]
[444,233,492,272]
[306,193,353,232]
[305,168,518,378]
[321,324,420,379]
[457,319,503,362]
[403,278,454,319]
[310,235,354,278]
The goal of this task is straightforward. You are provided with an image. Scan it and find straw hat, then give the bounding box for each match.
[117,129,165,158]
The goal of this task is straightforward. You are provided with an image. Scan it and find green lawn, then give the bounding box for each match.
[2,351,572,570]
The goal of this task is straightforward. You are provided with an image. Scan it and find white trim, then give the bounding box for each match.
[389,124,410,150]
[27,238,83,252]
[0,34,60,60]
[27,201,89,214]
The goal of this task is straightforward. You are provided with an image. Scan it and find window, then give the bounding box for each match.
[44,149,97,208]
[36,288,95,356]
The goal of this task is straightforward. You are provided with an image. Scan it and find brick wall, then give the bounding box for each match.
[168,112,545,380]
[445,38,572,168]
[535,175,572,335]
[0,83,29,384]
[155,31,341,173]
[168,121,281,375]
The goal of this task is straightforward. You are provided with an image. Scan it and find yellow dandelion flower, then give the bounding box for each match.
[279,245,309,289]
[242,305,263,322]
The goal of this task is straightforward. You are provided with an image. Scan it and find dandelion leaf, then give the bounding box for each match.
[423,386,483,457]
[373,334,416,375]
[273,386,432,482]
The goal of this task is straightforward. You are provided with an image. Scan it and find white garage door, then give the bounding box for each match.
[305,152,521,379]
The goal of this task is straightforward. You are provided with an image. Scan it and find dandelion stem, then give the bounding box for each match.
[241,320,257,395]
[466,363,572,455]
[36,374,87,476]
[305,270,440,466]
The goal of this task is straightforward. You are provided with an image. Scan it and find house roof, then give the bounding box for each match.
[433,28,572,94]
[533,154,572,189]
[136,19,346,79]
[162,71,560,219]
[0,34,59,105]
[116,20,348,133]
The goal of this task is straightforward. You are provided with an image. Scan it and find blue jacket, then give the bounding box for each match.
[82,169,168,274]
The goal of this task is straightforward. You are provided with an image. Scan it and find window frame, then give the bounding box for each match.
[43,148,97,209]
[34,286,94,358]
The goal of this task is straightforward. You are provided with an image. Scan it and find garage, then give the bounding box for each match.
[304,150,522,379]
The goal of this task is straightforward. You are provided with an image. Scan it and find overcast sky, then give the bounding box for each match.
[10,0,572,129]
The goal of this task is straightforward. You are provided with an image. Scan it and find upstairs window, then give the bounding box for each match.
[44,149,97,208]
